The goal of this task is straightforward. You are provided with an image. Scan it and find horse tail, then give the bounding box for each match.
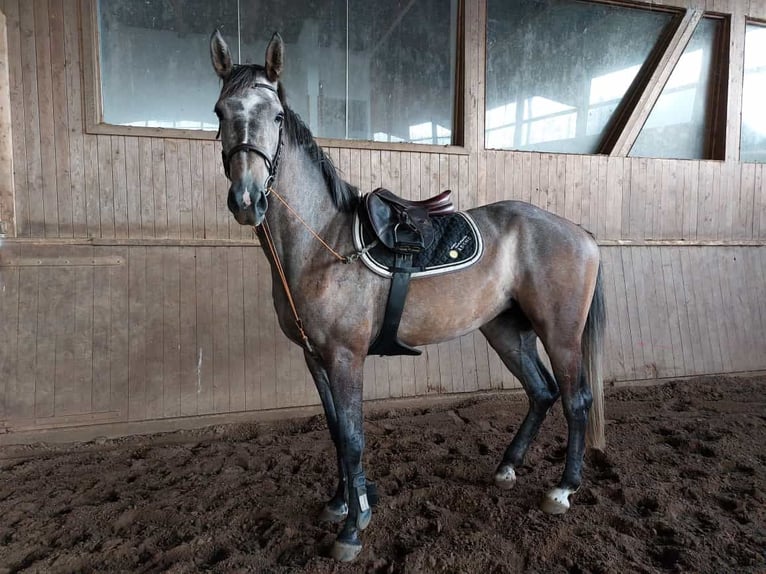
[583,262,606,451]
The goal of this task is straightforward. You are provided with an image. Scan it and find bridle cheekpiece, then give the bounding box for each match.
[220,82,284,192]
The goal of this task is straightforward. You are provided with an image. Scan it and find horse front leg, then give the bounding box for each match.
[304,351,348,523]
[323,350,372,562]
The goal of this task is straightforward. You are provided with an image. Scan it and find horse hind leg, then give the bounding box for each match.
[539,343,592,515]
[480,313,559,490]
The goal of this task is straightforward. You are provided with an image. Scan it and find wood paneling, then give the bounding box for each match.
[1,0,765,434]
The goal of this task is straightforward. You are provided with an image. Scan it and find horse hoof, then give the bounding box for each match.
[540,487,573,514]
[319,502,348,523]
[494,465,517,490]
[330,540,363,562]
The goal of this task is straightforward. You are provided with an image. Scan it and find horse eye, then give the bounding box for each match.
[275,113,284,124]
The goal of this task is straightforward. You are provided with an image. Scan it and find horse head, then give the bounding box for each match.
[210,30,285,226]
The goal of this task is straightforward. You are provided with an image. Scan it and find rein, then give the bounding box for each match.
[222,82,376,354]
[254,188,377,356]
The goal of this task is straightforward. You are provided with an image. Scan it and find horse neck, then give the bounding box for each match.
[261,142,353,273]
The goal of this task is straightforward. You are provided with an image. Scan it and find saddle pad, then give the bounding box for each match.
[353,210,484,278]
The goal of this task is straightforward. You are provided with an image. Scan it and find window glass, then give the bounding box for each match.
[485,0,673,153]
[98,0,238,130]
[97,0,458,144]
[741,23,766,163]
[631,18,721,160]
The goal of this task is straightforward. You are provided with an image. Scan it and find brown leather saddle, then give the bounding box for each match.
[362,188,455,356]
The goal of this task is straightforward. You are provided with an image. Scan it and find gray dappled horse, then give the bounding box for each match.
[210,31,606,562]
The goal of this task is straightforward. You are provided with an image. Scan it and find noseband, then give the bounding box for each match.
[220,82,284,190]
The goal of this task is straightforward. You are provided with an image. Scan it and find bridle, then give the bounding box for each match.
[219,82,284,190]
[217,80,371,356]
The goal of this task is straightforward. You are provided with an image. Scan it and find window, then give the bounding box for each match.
[630,18,724,160]
[485,0,674,154]
[741,23,766,163]
[96,0,459,146]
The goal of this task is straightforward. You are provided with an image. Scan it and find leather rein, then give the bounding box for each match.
[220,81,366,355]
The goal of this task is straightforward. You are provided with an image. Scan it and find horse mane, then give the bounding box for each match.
[221,64,359,213]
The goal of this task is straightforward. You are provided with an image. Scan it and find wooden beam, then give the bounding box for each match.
[723,5,746,162]
[610,9,704,157]
[0,9,16,237]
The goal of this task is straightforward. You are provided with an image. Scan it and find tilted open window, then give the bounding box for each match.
[485,0,728,160]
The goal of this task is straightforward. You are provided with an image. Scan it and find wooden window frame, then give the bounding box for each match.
[80,0,469,155]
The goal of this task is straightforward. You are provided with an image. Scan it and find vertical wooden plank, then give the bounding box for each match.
[63,0,85,237]
[111,136,129,238]
[178,247,198,416]
[92,260,111,413]
[109,247,129,419]
[52,266,76,415]
[5,0,30,236]
[97,135,115,238]
[241,246,259,410]
[697,161,717,239]
[678,247,705,375]
[648,246,675,377]
[687,248,720,373]
[736,164,755,240]
[0,265,20,420]
[604,248,630,380]
[177,139,193,238]
[162,246,181,418]
[756,164,765,240]
[49,0,71,237]
[195,246,214,413]
[714,248,738,373]
[669,247,697,374]
[20,0,44,237]
[659,248,685,377]
[742,247,765,370]
[139,137,155,237]
[33,0,58,237]
[152,139,168,239]
[12,267,39,419]
[202,141,217,240]
[123,138,141,238]
[34,266,56,417]
[564,154,578,223]
[188,140,204,239]
[605,157,623,238]
[214,148,230,239]
[144,248,164,419]
[164,139,181,239]
[128,247,147,421]
[70,262,92,418]
[683,161,700,239]
[211,247,230,412]
[83,135,101,237]
[255,249,277,409]
[227,247,246,411]
[624,247,652,378]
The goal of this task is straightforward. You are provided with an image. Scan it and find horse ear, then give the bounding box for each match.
[265,33,284,82]
[210,30,233,79]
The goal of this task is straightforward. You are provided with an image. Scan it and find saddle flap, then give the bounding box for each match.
[366,193,435,254]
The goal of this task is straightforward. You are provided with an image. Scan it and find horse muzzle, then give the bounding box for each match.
[228,181,268,226]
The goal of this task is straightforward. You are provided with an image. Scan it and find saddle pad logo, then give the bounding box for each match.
[353,211,484,279]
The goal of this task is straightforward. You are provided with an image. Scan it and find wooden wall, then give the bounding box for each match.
[0,0,764,435]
